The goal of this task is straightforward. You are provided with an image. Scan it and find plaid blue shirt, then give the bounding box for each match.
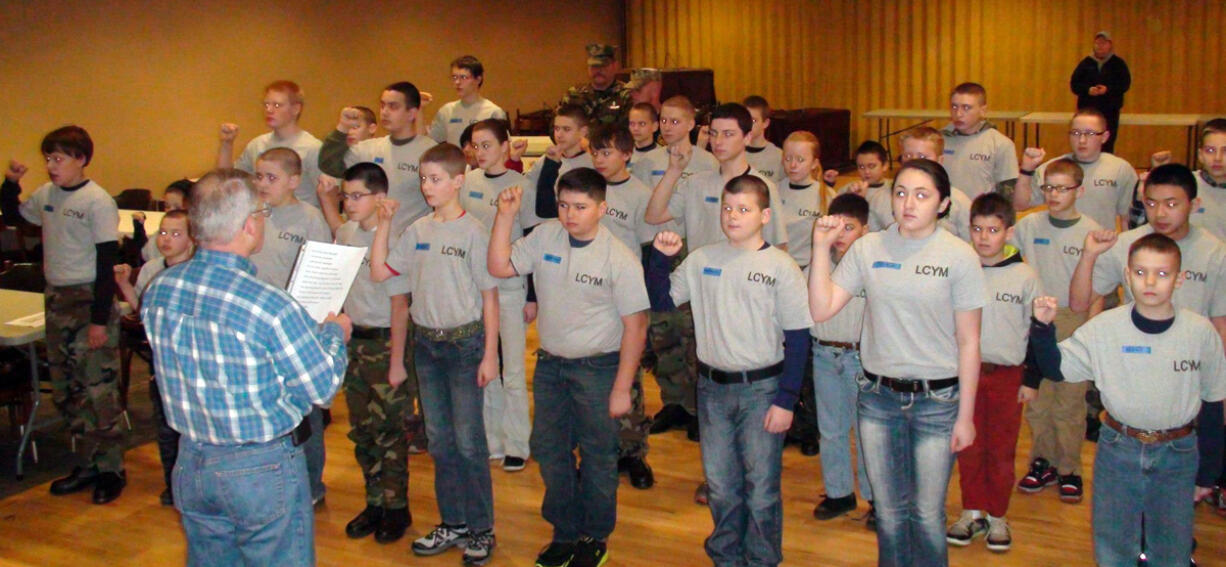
[141,248,348,444]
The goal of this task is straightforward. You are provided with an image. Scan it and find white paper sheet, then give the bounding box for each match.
[285,241,367,323]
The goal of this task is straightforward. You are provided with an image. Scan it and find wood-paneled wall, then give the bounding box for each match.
[626,0,1226,167]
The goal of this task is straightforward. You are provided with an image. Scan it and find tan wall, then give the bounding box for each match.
[0,0,623,195]
[626,0,1226,167]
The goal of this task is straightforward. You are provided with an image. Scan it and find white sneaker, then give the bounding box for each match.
[946,510,987,546]
[411,524,469,556]
[986,515,1012,552]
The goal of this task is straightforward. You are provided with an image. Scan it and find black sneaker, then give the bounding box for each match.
[535,541,576,567]
[571,537,608,567]
[813,494,857,520]
[503,456,527,472]
[1059,474,1084,503]
[1017,458,1058,493]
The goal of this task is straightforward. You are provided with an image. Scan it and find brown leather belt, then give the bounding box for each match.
[818,339,859,351]
[1102,412,1194,444]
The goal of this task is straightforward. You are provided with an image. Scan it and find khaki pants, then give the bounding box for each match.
[1025,307,1087,475]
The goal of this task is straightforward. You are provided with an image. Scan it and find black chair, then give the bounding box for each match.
[0,263,45,293]
[115,189,153,211]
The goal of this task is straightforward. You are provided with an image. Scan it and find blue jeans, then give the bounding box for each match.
[174,435,313,567]
[305,405,325,502]
[857,375,958,567]
[416,331,494,532]
[812,344,872,501]
[1093,424,1197,567]
[699,376,786,567]
[530,349,621,542]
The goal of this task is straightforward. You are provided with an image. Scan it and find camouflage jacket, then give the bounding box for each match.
[558,81,633,127]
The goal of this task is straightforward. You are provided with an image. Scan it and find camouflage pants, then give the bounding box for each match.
[45,284,124,472]
[344,335,410,508]
[617,370,650,459]
[645,305,698,414]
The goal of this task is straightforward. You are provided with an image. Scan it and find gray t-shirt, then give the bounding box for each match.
[667,167,789,250]
[981,257,1042,365]
[637,145,718,235]
[428,97,507,146]
[336,221,410,328]
[671,242,811,370]
[19,180,119,286]
[941,124,1019,199]
[389,213,497,330]
[344,135,438,236]
[510,221,649,358]
[780,182,836,266]
[745,142,786,188]
[1012,212,1103,308]
[235,130,324,209]
[461,169,531,293]
[1057,305,1226,430]
[1091,224,1226,317]
[837,180,894,232]
[602,176,656,260]
[938,187,973,242]
[1192,171,1226,243]
[833,225,987,379]
[806,263,865,344]
[1030,153,1137,230]
[524,151,594,229]
[250,200,332,289]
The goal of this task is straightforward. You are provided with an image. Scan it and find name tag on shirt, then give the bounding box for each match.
[43,205,54,212]
[702,267,722,277]
[652,170,665,176]
[704,196,720,204]
[1122,346,1152,354]
[1034,238,1051,245]
[449,118,463,123]
[943,149,955,155]
[468,191,484,199]
[871,261,902,270]
[374,157,384,164]
[415,243,430,251]
[544,253,562,264]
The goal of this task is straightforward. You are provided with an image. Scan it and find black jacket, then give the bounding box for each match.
[1070,55,1131,111]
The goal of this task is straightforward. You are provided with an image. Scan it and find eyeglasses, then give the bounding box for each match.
[341,192,376,202]
[250,205,272,218]
[1039,184,1078,194]
[898,152,933,162]
[1068,129,1105,139]
[450,74,474,82]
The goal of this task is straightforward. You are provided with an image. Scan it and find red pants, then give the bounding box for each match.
[958,364,1024,517]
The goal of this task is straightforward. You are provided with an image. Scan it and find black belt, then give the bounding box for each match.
[865,371,958,393]
[818,339,860,351]
[351,325,392,340]
[698,361,784,384]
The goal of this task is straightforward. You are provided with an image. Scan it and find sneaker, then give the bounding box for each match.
[412,524,469,556]
[986,515,1012,552]
[865,502,877,531]
[571,537,609,567]
[946,510,988,546]
[535,541,576,567]
[1017,458,1058,493]
[463,530,496,565]
[694,482,710,505]
[503,456,527,472]
[813,494,857,520]
[1059,474,1084,503]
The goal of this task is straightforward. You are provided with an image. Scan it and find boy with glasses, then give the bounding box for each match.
[428,56,508,147]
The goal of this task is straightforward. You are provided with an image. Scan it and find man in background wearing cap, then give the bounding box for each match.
[559,44,633,128]
[1070,31,1131,153]
[628,68,663,112]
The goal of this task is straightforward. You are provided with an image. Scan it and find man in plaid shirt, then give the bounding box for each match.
[142,169,352,567]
